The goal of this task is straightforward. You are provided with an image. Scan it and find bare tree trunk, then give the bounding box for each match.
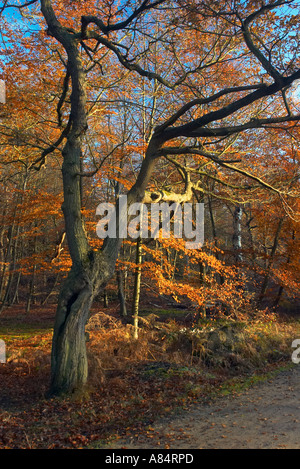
[132,237,143,340]
[11,270,22,306]
[207,194,224,285]
[233,204,243,263]
[244,208,257,271]
[117,267,127,317]
[0,196,9,301]
[257,218,283,307]
[49,248,118,396]
[26,223,38,313]
[103,290,109,308]
[273,285,284,309]
[41,272,60,305]
[0,223,22,311]
[0,176,27,310]
[49,268,93,396]
[272,229,295,309]
[26,262,37,314]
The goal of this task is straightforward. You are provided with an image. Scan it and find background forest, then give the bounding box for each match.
[0,0,300,449]
[0,0,299,317]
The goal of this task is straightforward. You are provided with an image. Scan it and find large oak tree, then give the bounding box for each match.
[1,0,300,395]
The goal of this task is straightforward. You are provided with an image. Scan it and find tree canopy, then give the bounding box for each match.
[0,0,299,395]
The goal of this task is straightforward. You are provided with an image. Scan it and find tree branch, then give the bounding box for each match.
[0,0,38,13]
[81,30,178,89]
[157,144,297,197]
[155,84,267,133]
[156,70,300,141]
[81,0,166,36]
[57,67,71,127]
[240,1,292,84]
[30,117,72,171]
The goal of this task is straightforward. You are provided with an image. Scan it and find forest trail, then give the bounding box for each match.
[112,366,300,449]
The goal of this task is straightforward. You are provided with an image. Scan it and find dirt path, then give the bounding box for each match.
[112,366,300,449]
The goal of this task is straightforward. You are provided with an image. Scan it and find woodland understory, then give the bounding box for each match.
[0,0,299,421]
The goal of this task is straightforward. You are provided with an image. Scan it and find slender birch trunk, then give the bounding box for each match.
[132,237,143,340]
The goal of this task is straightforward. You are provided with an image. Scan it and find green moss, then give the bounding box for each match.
[215,363,296,398]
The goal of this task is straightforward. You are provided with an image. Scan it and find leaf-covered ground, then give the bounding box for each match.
[0,305,299,449]
[110,366,300,449]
